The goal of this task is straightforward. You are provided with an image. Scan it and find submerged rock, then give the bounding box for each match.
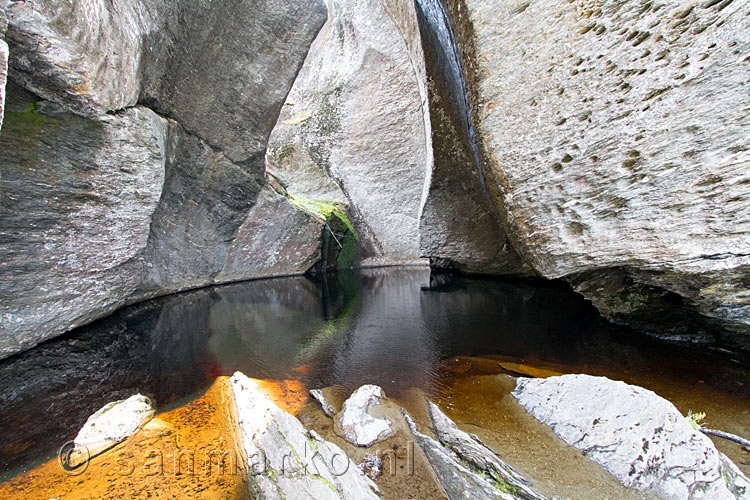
[427,402,547,500]
[514,374,750,499]
[404,411,521,500]
[336,385,395,447]
[310,388,337,418]
[68,394,154,468]
[461,0,750,344]
[228,372,380,500]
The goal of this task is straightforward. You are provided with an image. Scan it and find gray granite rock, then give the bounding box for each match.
[404,411,519,500]
[427,401,547,500]
[267,0,427,266]
[229,372,381,500]
[0,0,328,358]
[463,0,750,341]
[310,389,337,418]
[4,0,158,115]
[514,374,750,500]
[0,82,167,359]
[0,37,7,132]
[412,0,531,276]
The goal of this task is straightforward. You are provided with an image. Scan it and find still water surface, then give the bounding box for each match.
[1,267,747,480]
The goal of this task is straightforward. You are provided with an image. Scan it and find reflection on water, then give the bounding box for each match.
[1,268,747,477]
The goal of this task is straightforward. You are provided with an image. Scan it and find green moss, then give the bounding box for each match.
[276,143,296,163]
[3,101,56,136]
[289,195,358,270]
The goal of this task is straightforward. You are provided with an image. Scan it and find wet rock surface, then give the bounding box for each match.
[462,0,750,344]
[229,372,381,499]
[412,0,530,276]
[427,401,547,500]
[514,374,750,499]
[68,394,154,468]
[405,411,520,500]
[310,388,337,418]
[336,385,395,447]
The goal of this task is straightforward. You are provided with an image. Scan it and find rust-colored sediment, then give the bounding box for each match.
[0,378,245,500]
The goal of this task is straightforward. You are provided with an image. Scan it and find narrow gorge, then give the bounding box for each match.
[0,0,748,499]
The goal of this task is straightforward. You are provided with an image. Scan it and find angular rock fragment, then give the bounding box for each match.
[336,385,394,447]
[427,402,547,500]
[68,394,154,468]
[310,388,337,418]
[514,374,750,499]
[404,411,520,500]
[229,372,380,500]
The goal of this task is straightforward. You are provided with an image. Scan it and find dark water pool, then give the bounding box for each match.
[1,267,747,477]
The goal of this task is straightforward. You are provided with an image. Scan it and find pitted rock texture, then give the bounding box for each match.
[514,374,750,500]
[462,0,750,340]
[267,0,428,266]
[0,0,328,358]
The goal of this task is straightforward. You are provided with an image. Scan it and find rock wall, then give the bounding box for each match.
[0,0,328,359]
[0,9,7,131]
[412,0,531,275]
[267,0,428,266]
[458,0,750,346]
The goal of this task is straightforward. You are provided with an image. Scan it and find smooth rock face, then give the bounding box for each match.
[267,0,427,266]
[0,0,328,358]
[427,402,546,500]
[4,0,157,115]
[336,385,394,447]
[0,82,167,359]
[69,394,154,468]
[413,0,530,275]
[229,372,380,500]
[139,0,328,166]
[463,0,750,340]
[404,411,517,500]
[514,374,750,500]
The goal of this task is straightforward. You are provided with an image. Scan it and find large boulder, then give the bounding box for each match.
[229,372,381,500]
[0,0,328,358]
[461,0,750,344]
[267,0,428,266]
[514,374,750,499]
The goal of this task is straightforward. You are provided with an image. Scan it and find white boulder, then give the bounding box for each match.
[514,374,750,500]
[336,385,394,447]
[68,394,154,467]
